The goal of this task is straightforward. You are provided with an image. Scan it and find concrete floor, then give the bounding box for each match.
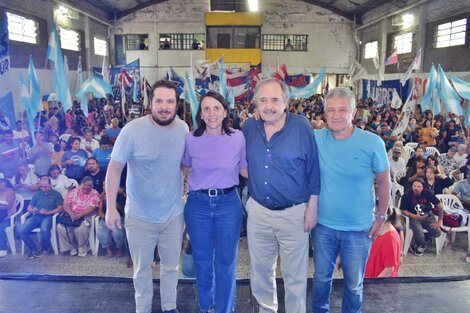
[0,233,469,278]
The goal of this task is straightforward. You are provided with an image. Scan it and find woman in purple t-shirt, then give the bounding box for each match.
[182,91,247,313]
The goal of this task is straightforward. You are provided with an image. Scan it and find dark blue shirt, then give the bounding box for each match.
[242,113,320,209]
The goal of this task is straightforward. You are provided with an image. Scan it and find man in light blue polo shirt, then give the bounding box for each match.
[312,87,390,313]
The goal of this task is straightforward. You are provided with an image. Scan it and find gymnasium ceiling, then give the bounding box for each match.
[68,0,403,23]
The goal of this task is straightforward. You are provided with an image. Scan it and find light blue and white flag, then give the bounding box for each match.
[438,65,463,116]
[431,75,441,116]
[28,56,41,113]
[47,23,72,112]
[450,76,470,100]
[75,75,113,100]
[289,68,325,99]
[420,64,437,112]
[132,68,139,103]
[20,73,36,136]
[76,56,88,115]
[217,57,228,98]
[184,72,199,129]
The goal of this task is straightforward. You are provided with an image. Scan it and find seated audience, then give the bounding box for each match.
[80,128,100,156]
[57,176,100,257]
[18,177,63,258]
[424,165,454,195]
[0,130,22,178]
[82,157,106,194]
[92,135,113,170]
[61,137,88,181]
[389,146,406,177]
[29,131,53,177]
[51,140,66,167]
[438,145,460,176]
[48,164,74,199]
[11,164,39,208]
[426,155,445,176]
[0,172,16,257]
[452,170,470,210]
[97,182,126,258]
[400,178,443,256]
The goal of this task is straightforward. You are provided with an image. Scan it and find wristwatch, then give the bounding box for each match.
[375,213,388,221]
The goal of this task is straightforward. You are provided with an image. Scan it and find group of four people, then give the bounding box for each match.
[105,78,391,313]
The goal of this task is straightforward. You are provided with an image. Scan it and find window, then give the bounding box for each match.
[6,12,38,44]
[94,37,107,56]
[207,27,259,49]
[394,32,412,54]
[435,18,467,48]
[364,41,378,59]
[59,27,80,51]
[159,34,205,50]
[126,34,149,50]
[262,34,307,51]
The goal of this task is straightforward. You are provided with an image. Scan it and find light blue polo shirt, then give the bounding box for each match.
[315,127,389,231]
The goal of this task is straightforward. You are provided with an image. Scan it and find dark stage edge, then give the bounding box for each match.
[1,274,470,313]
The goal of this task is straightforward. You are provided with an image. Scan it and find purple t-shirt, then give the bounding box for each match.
[182,129,247,190]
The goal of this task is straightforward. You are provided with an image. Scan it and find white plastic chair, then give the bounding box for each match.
[402,145,415,162]
[5,194,25,255]
[92,215,101,257]
[449,169,464,182]
[20,212,59,255]
[393,171,407,204]
[88,214,98,256]
[426,146,440,157]
[399,198,446,256]
[435,194,470,252]
[404,142,418,149]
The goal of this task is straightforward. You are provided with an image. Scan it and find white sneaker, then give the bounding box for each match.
[70,248,78,256]
[0,250,7,257]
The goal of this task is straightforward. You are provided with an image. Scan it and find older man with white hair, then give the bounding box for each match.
[243,78,320,313]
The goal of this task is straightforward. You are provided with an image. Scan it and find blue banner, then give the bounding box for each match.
[0,92,16,126]
[286,74,309,87]
[362,79,410,106]
[0,11,11,98]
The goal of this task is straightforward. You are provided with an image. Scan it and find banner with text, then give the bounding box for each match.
[362,79,410,107]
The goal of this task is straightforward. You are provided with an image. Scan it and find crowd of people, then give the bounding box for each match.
[0,77,469,313]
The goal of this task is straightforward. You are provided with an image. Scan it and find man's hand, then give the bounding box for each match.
[414,213,426,221]
[368,220,384,240]
[430,220,441,229]
[304,205,317,232]
[106,209,122,232]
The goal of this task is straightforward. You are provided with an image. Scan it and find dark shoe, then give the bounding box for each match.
[126,257,133,268]
[105,247,113,258]
[26,251,35,260]
[33,250,47,258]
[162,309,180,313]
[409,242,417,254]
[116,249,124,258]
[415,245,426,256]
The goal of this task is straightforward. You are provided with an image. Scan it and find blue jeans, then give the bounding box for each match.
[0,219,10,251]
[18,214,52,252]
[311,224,372,313]
[97,217,126,249]
[184,189,242,313]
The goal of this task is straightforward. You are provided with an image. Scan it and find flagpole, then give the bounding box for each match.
[397,62,403,101]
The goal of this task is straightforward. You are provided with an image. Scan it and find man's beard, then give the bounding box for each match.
[151,110,176,126]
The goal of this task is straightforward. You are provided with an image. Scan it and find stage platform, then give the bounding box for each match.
[1,274,470,312]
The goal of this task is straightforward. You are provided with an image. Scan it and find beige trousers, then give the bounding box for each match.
[246,197,309,313]
[125,213,184,313]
